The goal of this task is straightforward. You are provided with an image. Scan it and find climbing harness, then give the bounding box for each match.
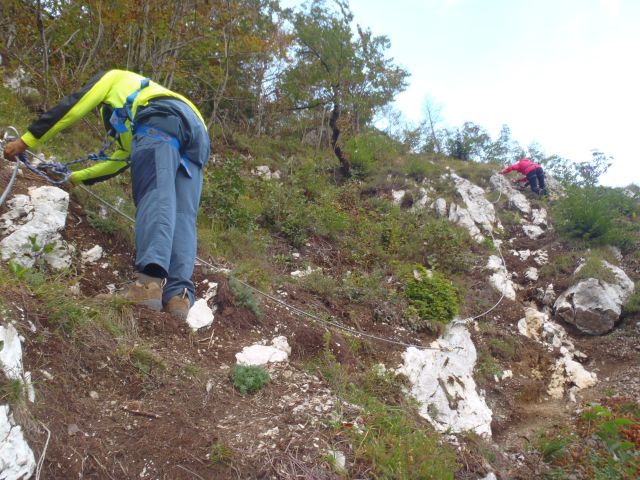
[134,124,195,177]
[109,78,150,134]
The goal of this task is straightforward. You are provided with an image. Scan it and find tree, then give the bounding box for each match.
[443,121,491,161]
[280,0,408,176]
[484,124,520,165]
[422,97,443,154]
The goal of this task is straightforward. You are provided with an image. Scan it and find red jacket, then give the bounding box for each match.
[500,158,541,177]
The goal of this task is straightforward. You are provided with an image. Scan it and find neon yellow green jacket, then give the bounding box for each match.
[21,70,206,185]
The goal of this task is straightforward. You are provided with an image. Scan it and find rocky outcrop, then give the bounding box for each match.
[400,323,493,437]
[489,174,531,214]
[554,261,634,335]
[486,255,516,301]
[0,324,36,478]
[0,186,72,269]
[517,308,597,400]
[433,197,447,217]
[448,203,483,241]
[450,174,496,233]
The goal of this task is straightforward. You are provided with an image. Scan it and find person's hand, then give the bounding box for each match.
[3,139,28,161]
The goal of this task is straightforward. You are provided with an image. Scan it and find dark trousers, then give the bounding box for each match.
[526,167,545,194]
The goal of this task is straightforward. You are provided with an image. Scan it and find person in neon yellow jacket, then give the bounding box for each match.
[4,70,210,319]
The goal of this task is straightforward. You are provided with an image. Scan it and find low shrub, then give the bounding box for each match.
[403,155,445,182]
[209,441,233,465]
[401,219,474,274]
[230,364,270,395]
[552,185,639,248]
[343,131,401,178]
[623,287,640,316]
[403,265,459,332]
[201,155,255,231]
[129,347,166,376]
[537,399,640,478]
[229,277,261,317]
[299,270,338,299]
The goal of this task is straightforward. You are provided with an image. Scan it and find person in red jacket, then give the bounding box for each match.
[499,158,547,195]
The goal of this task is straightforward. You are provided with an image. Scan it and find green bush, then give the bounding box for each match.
[403,155,445,182]
[403,265,459,331]
[299,270,338,299]
[201,155,255,230]
[623,287,640,316]
[344,131,400,178]
[401,219,473,274]
[340,270,393,305]
[258,182,310,247]
[553,185,639,248]
[229,277,261,317]
[230,364,270,395]
[538,401,639,478]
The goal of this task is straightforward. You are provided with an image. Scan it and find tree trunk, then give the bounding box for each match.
[328,91,350,177]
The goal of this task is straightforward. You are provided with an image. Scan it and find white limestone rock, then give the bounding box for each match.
[548,356,598,399]
[44,239,73,270]
[391,189,406,205]
[3,66,39,98]
[252,165,281,180]
[511,249,531,261]
[202,282,218,301]
[554,261,634,335]
[517,308,597,399]
[0,195,33,234]
[0,405,36,480]
[522,224,544,239]
[186,299,215,331]
[400,323,492,437]
[486,255,516,301]
[433,197,447,217]
[450,173,495,233]
[541,284,556,307]
[81,245,103,264]
[525,267,539,282]
[291,266,320,278]
[531,208,548,227]
[327,449,346,472]
[489,173,531,215]
[0,324,25,381]
[449,203,484,242]
[533,250,549,266]
[411,188,429,211]
[0,186,70,269]
[236,336,291,366]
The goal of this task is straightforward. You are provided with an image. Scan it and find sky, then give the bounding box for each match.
[283,0,640,186]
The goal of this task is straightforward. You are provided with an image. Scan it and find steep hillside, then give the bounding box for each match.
[1,128,639,479]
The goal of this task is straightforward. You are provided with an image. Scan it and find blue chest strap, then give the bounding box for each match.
[109,78,150,134]
[133,124,197,178]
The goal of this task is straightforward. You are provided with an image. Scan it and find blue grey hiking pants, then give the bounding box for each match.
[526,167,546,194]
[130,99,210,306]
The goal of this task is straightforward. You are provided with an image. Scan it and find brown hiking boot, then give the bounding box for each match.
[164,289,191,320]
[97,273,164,311]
